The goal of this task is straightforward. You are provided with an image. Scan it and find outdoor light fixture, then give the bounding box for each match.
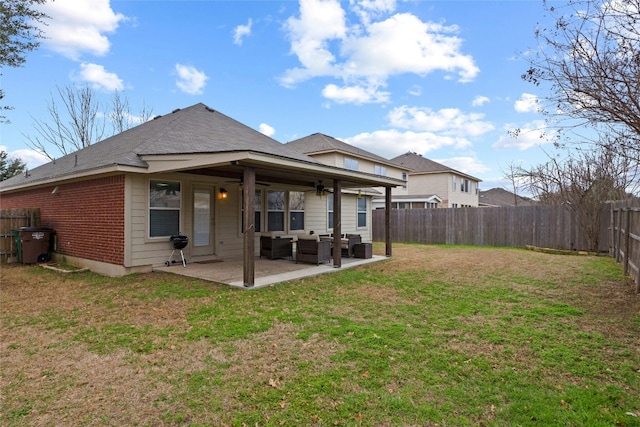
[358,189,362,198]
[219,188,228,199]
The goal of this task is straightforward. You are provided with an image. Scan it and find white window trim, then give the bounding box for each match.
[148,179,182,240]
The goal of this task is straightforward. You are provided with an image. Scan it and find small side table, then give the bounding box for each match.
[353,243,372,259]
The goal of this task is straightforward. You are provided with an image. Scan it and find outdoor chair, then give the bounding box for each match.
[341,234,362,258]
[260,234,293,260]
[295,235,331,265]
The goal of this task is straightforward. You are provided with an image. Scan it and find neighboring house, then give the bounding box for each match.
[373,194,443,210]
[479,188,538,207]
[388,152,481,208]
[286,132,411,212]
[0,103,403,285]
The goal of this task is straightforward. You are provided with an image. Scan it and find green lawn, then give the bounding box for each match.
[1,244,639,426]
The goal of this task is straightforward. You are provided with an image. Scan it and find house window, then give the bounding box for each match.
[267,190,285,231]
[357,196,367,227]
[328,194,334,229]
[344,157,359,171]
[149,180,181,237]
[452,175,457,191]
[461,178,470,193]
[375,164,387,176]
[402,172,407,189]
[241,189,262,233]
[289,191,305,231]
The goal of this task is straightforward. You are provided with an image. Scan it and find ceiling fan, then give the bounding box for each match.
[315,180,332,196]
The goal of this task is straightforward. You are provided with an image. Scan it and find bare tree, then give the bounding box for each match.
[110,90,131,135]
[523,0,640,159]
[501,161,525,207]
[110,91,154,134]
[25,85,154,161]
[25,85,106,161]
[514,145,637,251]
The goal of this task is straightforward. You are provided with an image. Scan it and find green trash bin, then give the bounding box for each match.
[12,229,22,263]
[14,227,55,264]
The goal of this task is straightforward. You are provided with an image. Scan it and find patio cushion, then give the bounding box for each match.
[297,234,320,242]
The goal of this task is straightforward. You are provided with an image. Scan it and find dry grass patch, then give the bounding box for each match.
[2,245,639,426]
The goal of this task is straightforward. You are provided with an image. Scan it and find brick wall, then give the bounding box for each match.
[0,175,126,265]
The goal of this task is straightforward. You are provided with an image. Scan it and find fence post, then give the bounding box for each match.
[609,203,614,257]
[616,208,622,263]
[624,208,631,276]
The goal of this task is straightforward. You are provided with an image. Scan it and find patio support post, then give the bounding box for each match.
[333,179,342,268]
[243,166,256,287]
[385,186,392,257]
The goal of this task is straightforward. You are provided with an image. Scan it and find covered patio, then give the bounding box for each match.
[154,254,387,289]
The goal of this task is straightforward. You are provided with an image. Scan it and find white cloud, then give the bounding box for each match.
[76,63,123,91]
[434,156,490,175]
[322,83,390,104]
[281,1,479,104]
[493,120,552,150]
[408,85,422,97]
[40,0,126,60]
[351,0,397,25]
[175,64,209,95]
[344,129,471,160]
[387,106,494,137]
[338,105,494,161]
[514,93,540,113]
[233,19,253,45]
[258,123,275,137]
[472,95,490,107]
[6,148,49,169]
[281,0,346,87]
[341,13,478,82]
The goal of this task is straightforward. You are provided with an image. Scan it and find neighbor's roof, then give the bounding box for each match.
[1,103,319,190]
[390,152,481,182]
[286,133,408,170]
[373,194,442,202]
[479,188,537,207]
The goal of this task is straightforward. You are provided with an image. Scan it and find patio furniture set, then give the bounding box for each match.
[259,233,372,265]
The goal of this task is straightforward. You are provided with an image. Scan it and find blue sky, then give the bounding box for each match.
[2,0,559,190]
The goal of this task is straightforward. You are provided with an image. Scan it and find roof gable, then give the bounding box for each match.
[286,133,404,169]
[390,152,481,181]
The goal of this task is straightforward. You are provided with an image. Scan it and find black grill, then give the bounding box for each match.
[170,235,189,250]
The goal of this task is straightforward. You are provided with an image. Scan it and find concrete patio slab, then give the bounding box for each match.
[153,255,387,289]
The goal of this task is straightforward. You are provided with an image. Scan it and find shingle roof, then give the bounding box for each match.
[286,133,401,167]
[389,152,481,181]
[1,103,318,189]
[479,188,537,207]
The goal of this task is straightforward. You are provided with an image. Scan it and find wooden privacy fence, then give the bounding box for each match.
[373,204,610,252]
[373,202,640,293]
[0,208,40,263]
[609,200,640,293]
